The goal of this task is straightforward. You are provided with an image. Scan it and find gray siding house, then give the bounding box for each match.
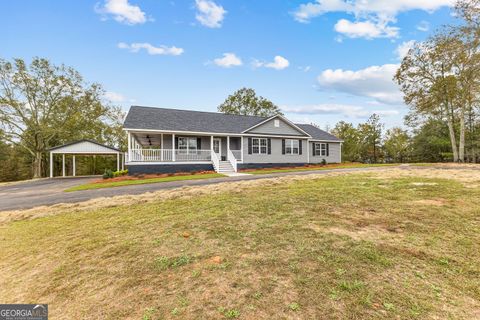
[123,106,342,174]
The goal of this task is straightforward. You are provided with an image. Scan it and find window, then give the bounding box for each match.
[285,139,299,155]
[252,138,267,154]
[178,137,197,154]
[314,143,327,156]
[274,119,280,127]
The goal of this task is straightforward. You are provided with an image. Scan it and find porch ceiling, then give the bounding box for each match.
[133,133,162,147]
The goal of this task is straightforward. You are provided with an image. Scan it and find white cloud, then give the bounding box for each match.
[118,42,184,56]
[395,40,415,60]
[104,91,126,102]
[213,53,242,68]
[96,0,147,25]
[334,19,399,39]
[293,0,454,39]
[317,64,403,104]
[253,56,290,70]
[416,20,430,32]
[195,0,226,28]
[283,104,399,118]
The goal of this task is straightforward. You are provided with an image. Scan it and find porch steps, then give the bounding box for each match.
[216,161,235,174]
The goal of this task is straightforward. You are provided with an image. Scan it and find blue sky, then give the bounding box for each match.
[2,0,455,128]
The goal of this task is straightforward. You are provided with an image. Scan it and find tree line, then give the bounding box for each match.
[332,114,455,163]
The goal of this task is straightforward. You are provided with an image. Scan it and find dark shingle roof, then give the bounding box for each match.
[295,124,342,142]
[124,106,266,133]
[123,106,341,142]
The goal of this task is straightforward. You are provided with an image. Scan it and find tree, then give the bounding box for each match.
[0,57,123,178]
[218,87,283,117]
[358,114,383,163]
[395,0,480,162]
[409,118,453,162]
[384,127,411,163]
[332,121,362,162]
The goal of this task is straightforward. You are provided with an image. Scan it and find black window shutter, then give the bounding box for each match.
[197,138,201,149]
[175,136,178,149]
[299,140,302,155]
[248,138,252,154]
[312,143,315,156]
[326,143,330,156]
[267,139,271,154]
[282,139,285,155]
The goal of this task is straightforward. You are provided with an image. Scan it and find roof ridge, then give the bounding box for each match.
[130,105,268,119]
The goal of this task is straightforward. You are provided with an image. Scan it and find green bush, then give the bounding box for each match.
[103,169,113,179]
[108,169,128,178]
[321,159,327,165]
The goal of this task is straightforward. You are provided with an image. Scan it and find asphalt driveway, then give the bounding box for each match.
[0,166,401,211]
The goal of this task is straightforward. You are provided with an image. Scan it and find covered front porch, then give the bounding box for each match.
[126,131,243,172]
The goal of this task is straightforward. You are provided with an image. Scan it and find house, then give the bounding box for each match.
[123,106,343,174]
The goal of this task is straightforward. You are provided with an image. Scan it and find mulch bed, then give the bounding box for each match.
[92,171,216,184]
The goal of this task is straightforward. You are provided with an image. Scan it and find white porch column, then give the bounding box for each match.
[306,139,310,163]
[73,155,76,177]
[117,153,120,171]
[211,136,214,152]
[62,154,66,177]
[241,136,244,161]
[127,131,132,162]
[122,154,125,170]
[161,133,164,161]
[172,133,176,161]
[50,152,53,178]
[227,136,230,160]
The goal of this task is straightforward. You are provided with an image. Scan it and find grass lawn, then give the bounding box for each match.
[1,169,479,319]
[243,163,398,174]
[65,173,225,191]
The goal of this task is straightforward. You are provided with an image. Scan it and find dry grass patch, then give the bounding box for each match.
[1,168,480,319]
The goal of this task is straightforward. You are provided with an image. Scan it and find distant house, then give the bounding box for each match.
[123,106,342,174]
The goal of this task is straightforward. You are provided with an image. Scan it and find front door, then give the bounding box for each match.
[213,138,221,155]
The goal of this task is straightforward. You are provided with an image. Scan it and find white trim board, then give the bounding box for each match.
[125,128,313,139]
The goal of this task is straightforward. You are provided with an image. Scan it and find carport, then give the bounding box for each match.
[49,140,124,178]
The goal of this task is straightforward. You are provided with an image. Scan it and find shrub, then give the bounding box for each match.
[112,169,128,178]
[321,159,327,165]
[103,169,113,179]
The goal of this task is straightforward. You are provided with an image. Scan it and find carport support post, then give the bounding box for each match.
[73,155,76,177]
[117,153,120,171]
[50,152,53,178]
[62,154,65,177]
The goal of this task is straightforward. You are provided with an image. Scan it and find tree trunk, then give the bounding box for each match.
[33,151,43,178]
[459,108,466,163]
[446,118,459,162]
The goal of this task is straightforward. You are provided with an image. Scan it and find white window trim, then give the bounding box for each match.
[252,138,268,155]
[285,139,299,155]
[314,142,327,156]
[178,136,198,154]
[274,119,280,127]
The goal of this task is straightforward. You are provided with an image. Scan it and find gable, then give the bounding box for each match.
[245,117,308,136]
[50,141,119,154]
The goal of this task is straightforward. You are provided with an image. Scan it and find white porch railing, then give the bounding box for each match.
[129,149,211,162]
[227,149,238,172]
[211,150,220,171]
